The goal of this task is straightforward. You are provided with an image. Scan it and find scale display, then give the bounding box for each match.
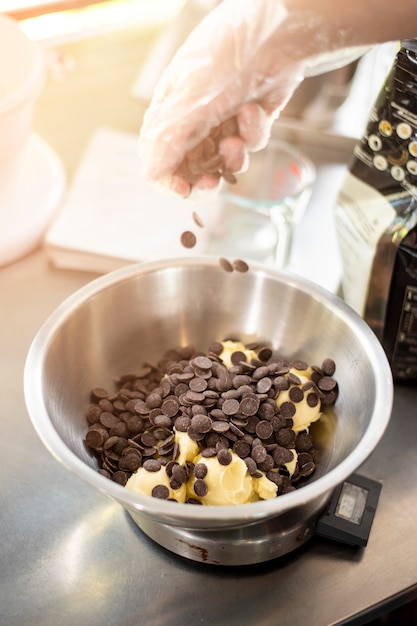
[316,473,382,546]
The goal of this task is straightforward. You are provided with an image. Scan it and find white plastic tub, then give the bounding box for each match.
[0,14,45,166]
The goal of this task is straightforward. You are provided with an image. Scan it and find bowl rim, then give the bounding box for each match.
[24,256,394,524]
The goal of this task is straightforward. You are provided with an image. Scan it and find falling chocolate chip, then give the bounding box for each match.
[219,257,234,272]
[180,230,197,248]
[192,211,204,228]
[232,259,249,273]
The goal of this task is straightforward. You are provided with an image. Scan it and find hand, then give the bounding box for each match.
[138,0,371,197]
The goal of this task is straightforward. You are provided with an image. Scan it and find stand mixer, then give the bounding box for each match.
[0,14,65,267]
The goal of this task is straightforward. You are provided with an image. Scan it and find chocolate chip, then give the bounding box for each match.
[85,426,108,450]
[322,358,336,376]
[287,372,302,385]
[257,347,273,362]
[279,401,296,418]
[86,404,102,423]
[289,386,304,403]
[98,469,112,479]
[301,381,314,392]
[256,377,272,393]
[321,389,338,405]
[104,435,127,453]
[274,376,290,391]
[141,431,157,447]
[161,396,180,418]
[180,230,197,248]
[194,463,208,479]
[233,440,251,458]
[258,454,274,472]
[193,356,213,370]
[318,376,337,391]
[112,471,129,486]
[244,457,258,475]
[221,391,239,404]
[299,461,316,478]
[295,432,314,452]
[153,414,173,428]
[272,446,294,467]
[222,398,240,415]
[194,479,208,497]
[146,391,162,408]
[187,425,206,441]
[191,413,212,433]
[230,350,247,365]
[232,374,252,387]
[275,428,296,447]
[201,447,217,458]
[174,415,191,432]
[192,211,204,228]
[152,484,170,499]
[217,448,232,465]
[172,463,187,484]
[143,459,162,472]
[186,390,206,403]
[251,444,267,464]
[142,446,157,457]
[212,420,230,433]
[189,377,208,392]
[240,395,260,416]
[255,420,274,440]
[232,259,249,273]
[110,421,130,438]
[306,392,319,408]
[219,257,234,272]
[298,452,313,466]
[266,471,283,486]
[291,360,308,371]
[91,387,110,401]
[208,341,223,355]
[99,412,120,429]
[125,415,145,434]
[119,452,142,472]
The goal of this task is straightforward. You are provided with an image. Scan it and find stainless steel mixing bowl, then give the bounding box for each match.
[24,257,393,565]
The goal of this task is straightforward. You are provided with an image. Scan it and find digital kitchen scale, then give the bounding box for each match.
[316,473,382,547]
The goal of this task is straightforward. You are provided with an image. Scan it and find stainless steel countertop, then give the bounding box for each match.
[1,24,417,626]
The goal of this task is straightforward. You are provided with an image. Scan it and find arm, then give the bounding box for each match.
[139,0,417,197]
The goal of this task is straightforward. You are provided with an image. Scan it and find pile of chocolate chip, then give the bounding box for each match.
[175,117,239,188]
[84,341,338,503]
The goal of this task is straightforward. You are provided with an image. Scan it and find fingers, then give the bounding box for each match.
[165,174,192,198]
[237,102,272,151]
[219,135,248,173]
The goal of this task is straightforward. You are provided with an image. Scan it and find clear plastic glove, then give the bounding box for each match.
[138,0,370,198]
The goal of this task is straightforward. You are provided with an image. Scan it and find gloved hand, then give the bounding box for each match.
[138,0,370,198]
